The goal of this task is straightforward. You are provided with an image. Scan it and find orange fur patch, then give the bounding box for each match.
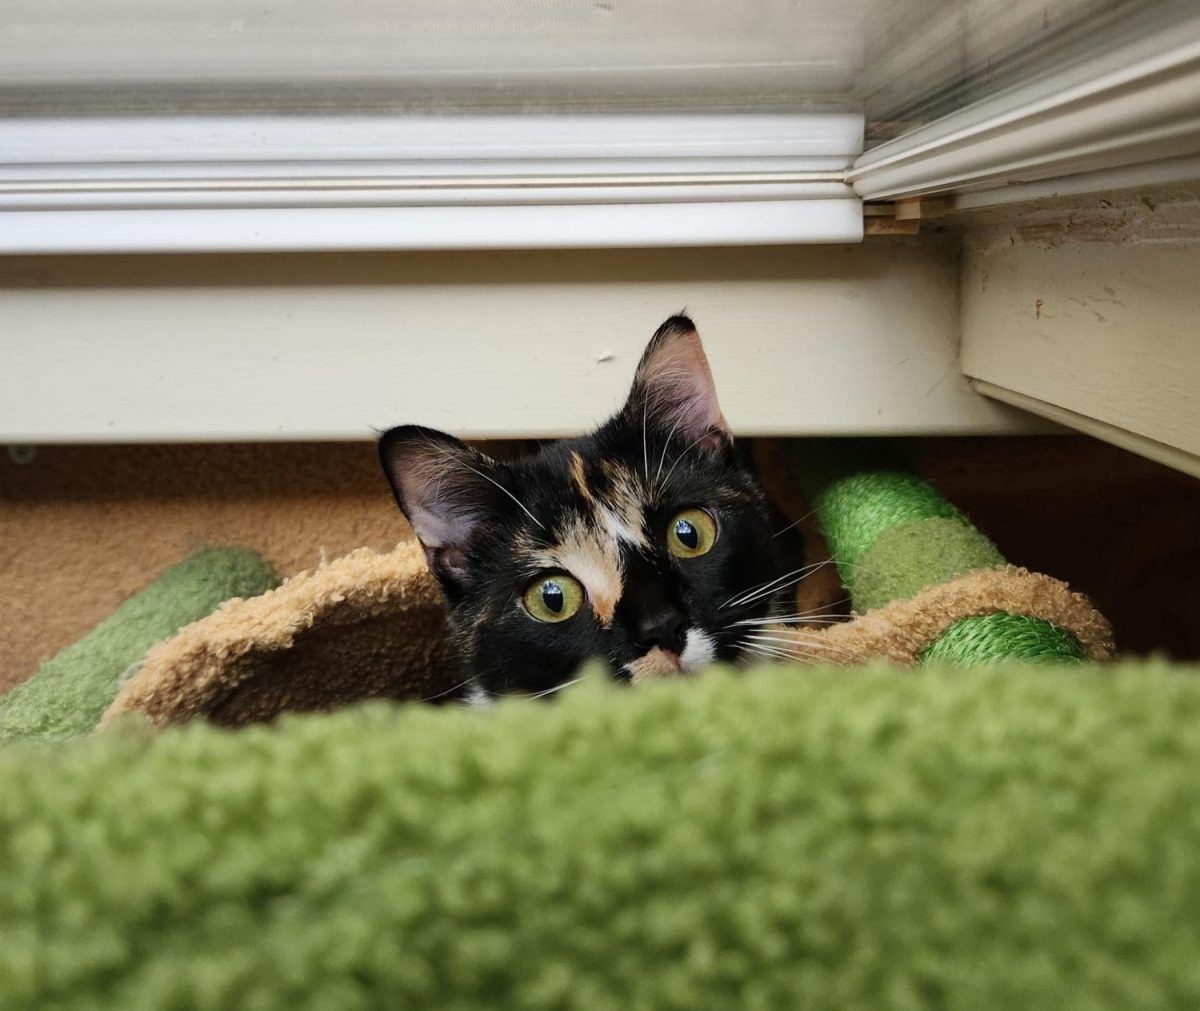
[532,515,623,627]
[599,460,649,546]
[522,459,657,628]
[569,451,593,503]
[628,647,683,681]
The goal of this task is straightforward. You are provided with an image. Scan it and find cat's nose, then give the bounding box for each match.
[634,608,688,654]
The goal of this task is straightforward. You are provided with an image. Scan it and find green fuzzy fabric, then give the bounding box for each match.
[923,613,1087,665]
[854,517,1005,613]
[812,471,965,583]
[0,548,279,742]
[786,442,1085,665]
[3,662,1200,1010]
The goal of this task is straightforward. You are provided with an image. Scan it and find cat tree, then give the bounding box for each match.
[0,444,1110,738]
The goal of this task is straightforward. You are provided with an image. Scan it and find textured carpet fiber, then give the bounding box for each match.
[3,662,1199,1009]
[0,442,413,690]
[0,549,279,742]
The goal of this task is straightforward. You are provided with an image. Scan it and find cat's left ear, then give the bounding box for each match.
[623,314,732,452]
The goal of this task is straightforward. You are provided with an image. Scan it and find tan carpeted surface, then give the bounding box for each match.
[2,435,1198,692]
[100,541,458,730]
[0,443,411,691]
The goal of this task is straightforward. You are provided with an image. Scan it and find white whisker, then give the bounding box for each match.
[731,560,832,607]
[655,416,684,484]
[740,639,839,667]
[461,462,545,531]
[742,628,859,654]
[720,562,819,610]
[642,403,650,482]
[753,608,839,623]
[723,560,835,611]
[741,632,860,661]
[762,597,852,621]
[790,650,836,666]
[520,676,586,701]
[416,676,476,703]
[729,601,852,627]
[659,432,714,494]
[744,628,851,646]
[790,596,852,614]
[771,508,816,538]
[736,561,854,612]
[738,642,795,663]
[758,612,851,625]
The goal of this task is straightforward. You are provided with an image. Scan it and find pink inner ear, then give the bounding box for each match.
[406,501,475,550]
[635,328,731,441]
[388,439,489,551]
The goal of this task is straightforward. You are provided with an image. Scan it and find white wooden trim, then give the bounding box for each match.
[0,243,1042,442]
[0,113,864,253]
[960,215,1200,471]
[972,381,1200,480]
[951,154,1200,211]
[0,114,864,165]
[0,178,851,209]
[848,14,1200,203]
[0,201,862,255]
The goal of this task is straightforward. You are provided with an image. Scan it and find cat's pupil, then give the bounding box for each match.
[541,580,565,613]
[675,519,699,549]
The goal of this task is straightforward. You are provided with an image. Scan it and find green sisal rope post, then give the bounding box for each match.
[786,440,1087,665]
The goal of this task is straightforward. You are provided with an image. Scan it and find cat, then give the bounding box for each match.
[378,315,790,704]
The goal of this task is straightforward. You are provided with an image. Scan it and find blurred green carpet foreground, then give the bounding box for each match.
[3,662,1199,1010]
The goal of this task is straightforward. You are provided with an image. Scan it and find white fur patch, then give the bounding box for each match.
[626,629,717,683]
[680,628,716,673]
[596,503,645,550]
[463,680,492,708]
[596,462,650,549]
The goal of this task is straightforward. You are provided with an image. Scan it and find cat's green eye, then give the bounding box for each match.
[667,508,717,559]
[522,573,585,623]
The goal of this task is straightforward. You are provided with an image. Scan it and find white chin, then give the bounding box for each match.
[680,628,717,673]
[463,681,493,708]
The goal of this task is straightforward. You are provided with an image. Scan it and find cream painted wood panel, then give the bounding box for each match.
[971,379,1200,479]
[961,214,1200,465]
[0,243,1036,442]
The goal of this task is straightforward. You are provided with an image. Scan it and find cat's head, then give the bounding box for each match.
[379,315,785,702]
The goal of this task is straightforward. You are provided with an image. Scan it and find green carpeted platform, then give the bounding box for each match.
[3,661,1199,1009]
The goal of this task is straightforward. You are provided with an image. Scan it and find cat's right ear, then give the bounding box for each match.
[378,425,493,591]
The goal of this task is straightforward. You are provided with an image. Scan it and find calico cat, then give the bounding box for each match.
[379,315,788,703]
